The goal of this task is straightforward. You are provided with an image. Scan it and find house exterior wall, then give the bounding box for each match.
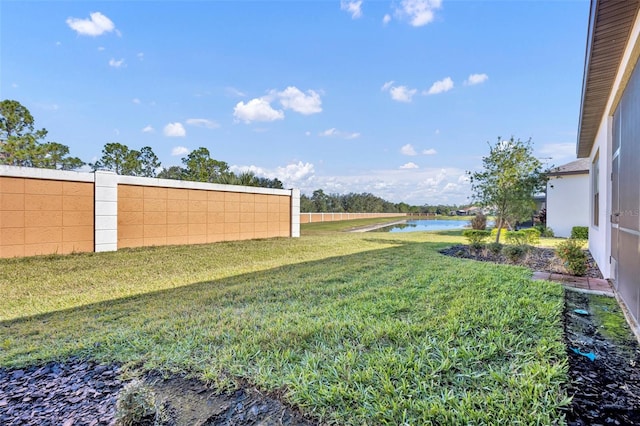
[0,165,300,258]
[546,173,590,238]
[587,120,612,278]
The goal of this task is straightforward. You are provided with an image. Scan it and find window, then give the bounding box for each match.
[593,151,599,227]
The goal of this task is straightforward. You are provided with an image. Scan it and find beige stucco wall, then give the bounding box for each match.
[299,212,407,224]
[0,176,94,258]
[118,184,291,249]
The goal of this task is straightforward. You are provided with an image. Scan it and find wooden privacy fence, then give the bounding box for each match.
[0,165,300,258]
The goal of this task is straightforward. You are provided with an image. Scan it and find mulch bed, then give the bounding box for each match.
[439,244,604,278]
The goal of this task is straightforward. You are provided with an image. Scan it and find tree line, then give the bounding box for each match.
[300,189,463,214]
[0,99,282,189]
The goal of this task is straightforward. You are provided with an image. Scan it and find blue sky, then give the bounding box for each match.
[1,0,589,205]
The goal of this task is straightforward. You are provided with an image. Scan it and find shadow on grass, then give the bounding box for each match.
[0,237,568,424]
[2,238,535,367]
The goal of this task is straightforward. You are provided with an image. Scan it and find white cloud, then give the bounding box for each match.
[108,58,125,68]
[171,146,190,156]
[381,81,417,102]
[319,128,360,139]
[55,41,62,46]
[163,122,186,137]
[383,14,392,25]
[132,98,141,104]
[465,73,489,86]
[443,182,459,192]
[425,77,454,95]
[401,144,417,156]
[391,86,417,102]
[395,0,442,27]
[297,166,470,205]
[400,162,419,169]
[137,52,144,60]
[226,87,247,98]
[305,131,311,136]
[142,125,154,133]
[341,0,363,19]
[66,12,116,36]
[186,118,219,129]
[231,161,316,188]
[381,81,394,91]
[458,174,470,184]
[275,86,322,115]
[234,98,284,123]
[98,46,105,51]
[11,83,18,88]
[422,148,437,155]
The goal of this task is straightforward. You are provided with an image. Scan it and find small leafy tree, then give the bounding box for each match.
[468,137,548,243]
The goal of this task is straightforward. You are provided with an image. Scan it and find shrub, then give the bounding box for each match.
[556,238,587,276]
[487,242,503,255]
[490,227,508,242]
[534,224,554,237]
[503,245,528,263]
[470,213,487,230]
[462,229,490,246]
[521,228,541,245]
[571,226,588,240]
[505,230,528,246]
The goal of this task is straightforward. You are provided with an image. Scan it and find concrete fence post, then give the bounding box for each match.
[94,171,118,252]
[291,189,300,237]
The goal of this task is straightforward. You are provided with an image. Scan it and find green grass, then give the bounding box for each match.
[0,225,569,424]
[301,216,407,234]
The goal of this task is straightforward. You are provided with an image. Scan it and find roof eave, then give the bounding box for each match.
[576,0,640,158]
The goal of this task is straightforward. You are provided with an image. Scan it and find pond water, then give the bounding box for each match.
[372,219,470,233]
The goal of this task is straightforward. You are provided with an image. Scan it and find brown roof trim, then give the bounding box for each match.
[547,169,589,177]
[577,0,640,158]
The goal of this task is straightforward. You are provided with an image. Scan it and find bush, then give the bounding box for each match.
[487,242,503,255]
[534,224,554,237]
[521,228,541,245]
[505,230,527,246]
[490,227,508,242]
[503,245,528,263]
[470,213,487,230]
[556,238,587,276]
[462,229,490,246]
[571,226,588,240]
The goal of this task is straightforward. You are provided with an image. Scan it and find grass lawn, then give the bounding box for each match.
[0,220,569,424]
